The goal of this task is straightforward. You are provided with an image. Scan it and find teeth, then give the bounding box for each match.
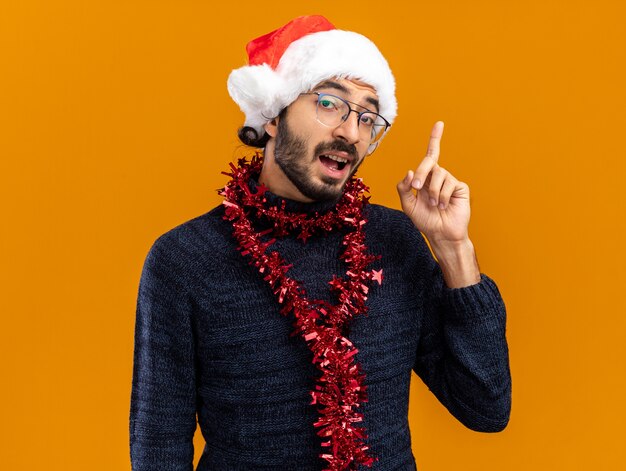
[323,154,348,164]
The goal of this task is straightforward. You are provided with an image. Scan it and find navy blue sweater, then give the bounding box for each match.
[130,194,511,470]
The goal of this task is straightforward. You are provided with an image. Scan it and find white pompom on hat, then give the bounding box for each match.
[227,15,397,138]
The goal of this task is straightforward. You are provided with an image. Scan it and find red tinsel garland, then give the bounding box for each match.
[219,153,383,470]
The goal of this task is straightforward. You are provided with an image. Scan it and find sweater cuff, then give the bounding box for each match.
[440,273,506,322]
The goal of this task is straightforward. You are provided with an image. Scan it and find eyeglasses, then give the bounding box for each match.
[300,92,391,144]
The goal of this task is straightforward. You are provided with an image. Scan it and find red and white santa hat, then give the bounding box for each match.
[227,15,397,138]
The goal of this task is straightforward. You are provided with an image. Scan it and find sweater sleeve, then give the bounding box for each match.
[412,239,512,432]
[130,235,197,470]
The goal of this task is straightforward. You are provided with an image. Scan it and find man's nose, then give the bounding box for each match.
[332,111,361,145]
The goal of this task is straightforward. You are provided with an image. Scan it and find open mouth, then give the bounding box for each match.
[319,154,349,172]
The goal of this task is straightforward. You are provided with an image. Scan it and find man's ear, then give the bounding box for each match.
[264,116,279,138]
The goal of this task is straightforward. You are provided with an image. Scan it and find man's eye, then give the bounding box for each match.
[319,99,336,109]
[360,114,374,126]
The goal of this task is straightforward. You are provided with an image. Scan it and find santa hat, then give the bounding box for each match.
[227,15,397,139]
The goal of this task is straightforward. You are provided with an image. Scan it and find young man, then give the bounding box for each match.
[130,15,511,471]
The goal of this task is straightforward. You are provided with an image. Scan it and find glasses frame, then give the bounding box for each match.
[300,92,391,144]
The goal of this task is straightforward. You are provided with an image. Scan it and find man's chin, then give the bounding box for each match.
[319,174,346,186]
[297,179,345,202]
[314,179,351,201]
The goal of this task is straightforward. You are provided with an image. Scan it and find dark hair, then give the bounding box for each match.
[236,108,288,148]
[237,126,271,148]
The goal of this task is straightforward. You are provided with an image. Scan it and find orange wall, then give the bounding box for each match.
[2,1,625,470]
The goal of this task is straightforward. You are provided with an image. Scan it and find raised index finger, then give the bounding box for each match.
[425,121,445,162]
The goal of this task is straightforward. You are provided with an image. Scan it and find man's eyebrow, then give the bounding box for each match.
[312,80,380,112]
[365,96,380,112]
[313,80,349,94]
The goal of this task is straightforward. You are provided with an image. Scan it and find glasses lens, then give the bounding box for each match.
[316,94,348,128]
[360,112,388,144]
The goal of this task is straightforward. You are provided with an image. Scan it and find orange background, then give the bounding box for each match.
[2,1,625,470]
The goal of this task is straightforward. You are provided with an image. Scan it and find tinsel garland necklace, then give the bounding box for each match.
[219,153,384,470]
